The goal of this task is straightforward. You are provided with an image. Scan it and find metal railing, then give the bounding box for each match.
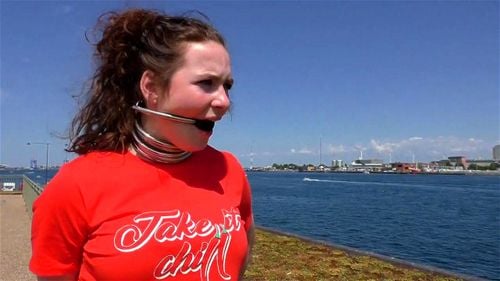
[0,174,24,192]
[22,175,43,218]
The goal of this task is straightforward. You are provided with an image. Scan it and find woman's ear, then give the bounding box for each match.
[139,70,159,106]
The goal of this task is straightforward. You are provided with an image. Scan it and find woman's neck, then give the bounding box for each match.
[130,120,192,164]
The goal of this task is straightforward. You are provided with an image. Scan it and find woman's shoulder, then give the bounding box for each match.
[40,151,147,202]
[65,150,129,167]
[51,151,139,188]
[199,146,241,165]
[65,150,151,174]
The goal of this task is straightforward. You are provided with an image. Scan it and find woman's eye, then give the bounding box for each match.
[198,80,214,88]
[197,79,232,93]
[223,82,232,91]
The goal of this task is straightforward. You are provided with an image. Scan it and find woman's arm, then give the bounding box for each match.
[30,165,88,279]
[246,223,255,263]
[239,220,255,280]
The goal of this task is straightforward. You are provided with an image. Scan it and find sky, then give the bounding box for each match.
[1,0,499,168]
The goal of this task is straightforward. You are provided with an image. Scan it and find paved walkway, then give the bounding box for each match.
[0,194,35,281]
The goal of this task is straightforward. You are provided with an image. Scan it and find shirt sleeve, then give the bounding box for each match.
[239,169,254,232]
[222,151,254,232]
[30,164,89,277]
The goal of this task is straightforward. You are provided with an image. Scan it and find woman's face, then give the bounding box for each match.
[141,41,232,152]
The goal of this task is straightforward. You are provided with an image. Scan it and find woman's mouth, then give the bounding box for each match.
[194,119,215,132]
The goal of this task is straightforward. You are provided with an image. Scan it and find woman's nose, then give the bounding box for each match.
[211,86,231,109]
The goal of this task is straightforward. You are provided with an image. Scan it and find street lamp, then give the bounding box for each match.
[27,142,50,185]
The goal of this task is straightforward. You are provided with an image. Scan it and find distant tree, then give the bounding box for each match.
[468,164,478,170]
[476,165,489,171]
[489,163,499,170]
[271,163,301,170]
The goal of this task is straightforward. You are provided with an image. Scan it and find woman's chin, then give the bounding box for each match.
[179,141,209,153]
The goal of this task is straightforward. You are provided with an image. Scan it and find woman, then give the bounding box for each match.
[30,8,254,281]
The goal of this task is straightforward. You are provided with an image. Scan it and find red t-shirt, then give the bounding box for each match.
[30,147,253,281]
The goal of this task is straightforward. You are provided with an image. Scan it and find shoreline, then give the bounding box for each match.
[247,169,500,176]
[245,227,487,281]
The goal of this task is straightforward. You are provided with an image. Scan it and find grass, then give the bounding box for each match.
[243,228,464,281]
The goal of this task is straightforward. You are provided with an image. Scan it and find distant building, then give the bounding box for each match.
[331,160,344,168]
[448,156,467,169]
[30,159,38,169]
[392,163,414,173]
[493,145,500,161]
[306,164,316,171]
[351,159,383,165]
[467,159,495,168]
[432,159,450,166]
[318,164,330,171]
[350,159,384,171]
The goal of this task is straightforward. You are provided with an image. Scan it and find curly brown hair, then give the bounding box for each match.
[67,8,226,155]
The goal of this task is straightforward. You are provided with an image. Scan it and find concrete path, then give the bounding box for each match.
[0,194,35,281]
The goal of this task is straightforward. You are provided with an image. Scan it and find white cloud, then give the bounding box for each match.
[370,139,399,153]
[249,136,497,166]
[298,148,313,154]
[240,152,255,157]
[366,136,495,161]
[328,144,346,154]
[291,148,313,154]
[243,151,274,157]
[353,145,367,152]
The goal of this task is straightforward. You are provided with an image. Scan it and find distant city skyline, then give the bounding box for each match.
[15,140,499,169]
[1,1,498,167]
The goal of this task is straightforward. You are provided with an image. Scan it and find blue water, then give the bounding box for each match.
[0,168,59,187]
[248,172,500,280]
